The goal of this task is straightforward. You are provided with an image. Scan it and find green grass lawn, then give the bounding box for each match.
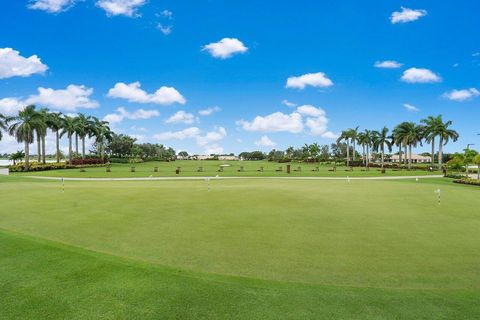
[13,160,440,178]
[1,176,479,318]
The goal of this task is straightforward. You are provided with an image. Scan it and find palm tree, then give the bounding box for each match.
[373,127,392,169]
[60,116,77,164]
[0,113,11,142]
[392,125,404,165]
[91,117,113,161]
[286,146,294,159]
[75,113,94,159]
[7,105,44,171]
[337,130,351,167]
[421,115,442,166]
[350,126,359,161]
[394,122,423,169]
[37,108,49,164]
[46,112,63,163]
[436,119,459,168]
[357,132,367,166]
[309,143,320,160]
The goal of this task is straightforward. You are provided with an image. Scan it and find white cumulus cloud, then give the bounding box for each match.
[96,0,146,17]
[107,81,186,105]
[403,103,420,112]
[154,127,201,141]
[0,98,25,116]
[236,112,304,133]
[198,106,221,116]
[165,110,196,124]
[286,72,333,89]
[401,68,441,83]
[255,135,276,147]
[28,0,77,12]
[103,106,160,124]
[0,48,48,79]
[281,99,297,107]
[374,60,403,69]
[391,7,427,24]
[157,24,172,35]
[25,84,99,111]
[204,144,224,155]
[443,88,480,102]
[237,105,335,138]
[202,38,248,59]
[153,126,227,148]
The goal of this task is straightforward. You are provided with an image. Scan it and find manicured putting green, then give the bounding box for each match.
[1,176,479,318]
[13,160,440,178]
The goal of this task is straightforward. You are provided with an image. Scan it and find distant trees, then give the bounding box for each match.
[239,151,266,160]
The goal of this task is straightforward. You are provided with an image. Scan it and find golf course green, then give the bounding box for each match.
[12,160,440,178]
[1,174,479,319]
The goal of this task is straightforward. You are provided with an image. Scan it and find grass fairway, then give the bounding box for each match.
[1,176,479,318]
[13,160,440,178]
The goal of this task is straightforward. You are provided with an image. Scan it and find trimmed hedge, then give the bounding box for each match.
[453,178,480,186]
[9,162,107,172]
[70,158,105,165]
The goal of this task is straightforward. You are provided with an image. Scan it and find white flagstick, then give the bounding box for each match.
[205,177,210,192]
[61,177,65,193]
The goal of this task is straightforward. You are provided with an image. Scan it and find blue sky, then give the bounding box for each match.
[1,0,479,155]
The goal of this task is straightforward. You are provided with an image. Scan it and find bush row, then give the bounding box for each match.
[453,178,480,186]
[9,162,107,172]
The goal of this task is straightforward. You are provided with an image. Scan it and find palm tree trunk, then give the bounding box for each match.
[366,145,370,170]
[352,140,356,161]
[398,143,402,164]
[346,140,350,167]
[408,145,412,170]
[56,131,60,163]
[381,145,385,169]
[68,135,73,164]
[404,146,407,166]
[82,137,85,159]
[41,134,46,164]
[362,145,366,166]
[24,141,30,171]
[431,137,435,165]
[100,137,105,161]
[438,137,444,168]
[37,133,41,162]
[75,133,79,156]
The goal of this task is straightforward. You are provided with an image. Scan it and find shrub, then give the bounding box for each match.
[8,162,106,172]
[453,178,480,186]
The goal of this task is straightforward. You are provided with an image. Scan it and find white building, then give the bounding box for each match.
[390,153,430,163]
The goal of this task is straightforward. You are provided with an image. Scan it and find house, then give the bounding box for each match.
[390,153,431,163]
[218,155,238,161]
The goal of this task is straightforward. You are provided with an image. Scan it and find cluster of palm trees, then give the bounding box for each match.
[338,115,459,169]
[0,105,113,171]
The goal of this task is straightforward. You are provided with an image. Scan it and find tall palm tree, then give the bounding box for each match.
[60,116,77,164]
[392,125,404,165]
[0,113,11,142]
[373,127,393,169]
[350,126,359,161]
[337,130,352,167]
[75,113,94,159]
[286,146,294,159]
[46,112,63,163]
[421,115,442,166]
[309,143,320,160]
[436,119,459,168]
[91,117,113,161]
[394,122,423,170]
[7,105,44,171]
[357,131,367,166]
[37,108,49,164]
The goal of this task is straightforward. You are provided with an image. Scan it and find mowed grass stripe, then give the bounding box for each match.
[1,229,480,320]
[1,177,479,290]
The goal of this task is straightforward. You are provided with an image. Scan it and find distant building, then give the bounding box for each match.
[390,153,430,163]
[218,155,238,161]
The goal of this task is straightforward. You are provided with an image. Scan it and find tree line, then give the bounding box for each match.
[0,105,113,171]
